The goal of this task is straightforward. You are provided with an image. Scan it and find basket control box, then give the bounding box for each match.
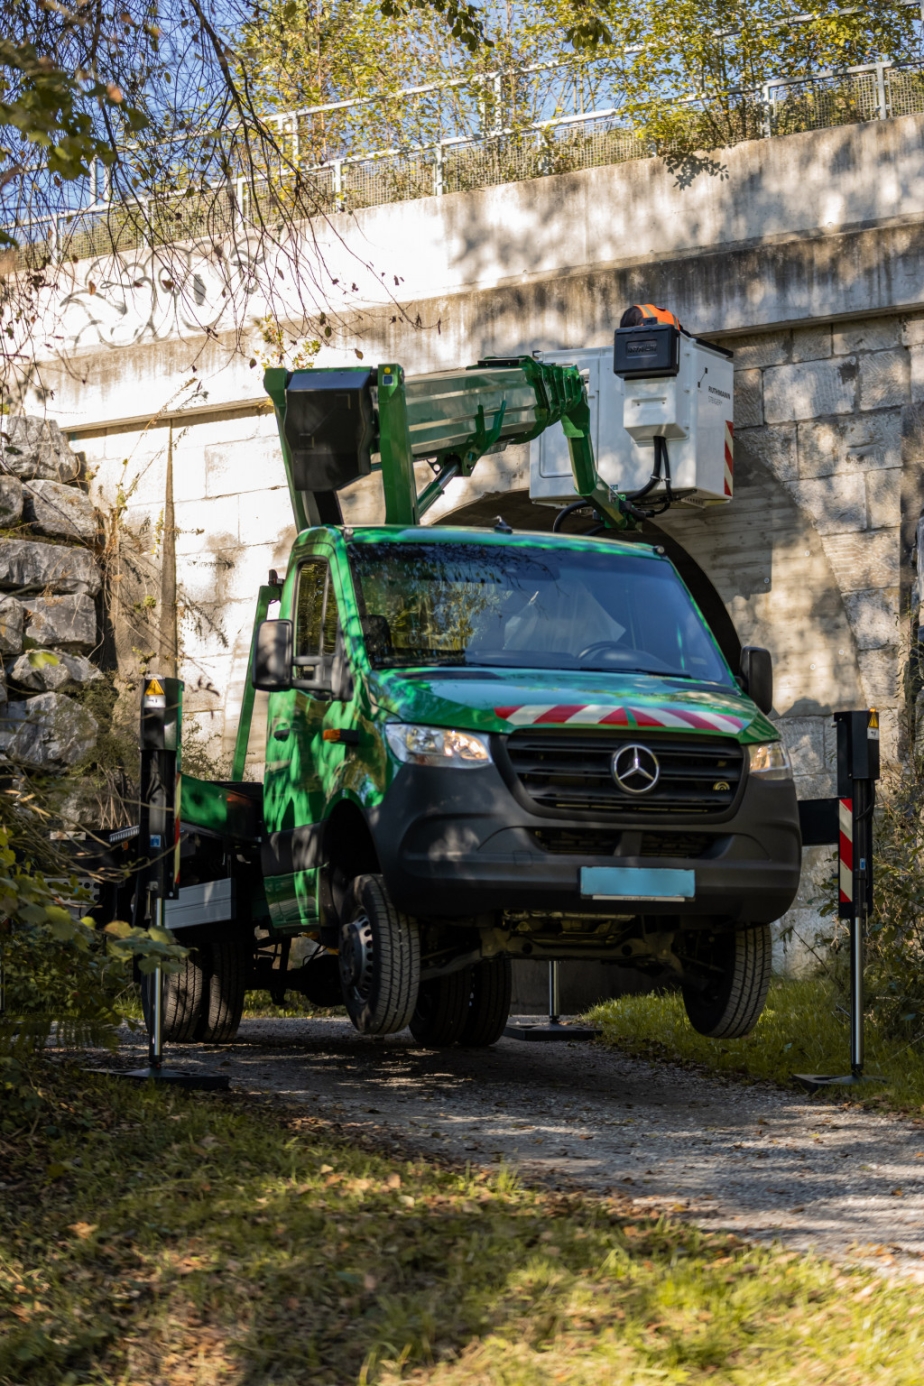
[530,330,734,507]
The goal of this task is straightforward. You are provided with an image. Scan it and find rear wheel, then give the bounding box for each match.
[140,944,207,1044]
[410,967,473,1047]
[339,874,420,1035]
[196,932,250,1044]
[681,924,772,1039]
[460,957,512,1047]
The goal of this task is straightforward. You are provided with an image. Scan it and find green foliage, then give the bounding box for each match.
[244,0,920,174]
[3,1066,924,1383]
[602,0,917,163]
[379,0,488,52]
[0,36,146,177]
[0,823,186,1117]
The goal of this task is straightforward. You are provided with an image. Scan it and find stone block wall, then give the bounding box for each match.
[0,418,103,776]
[726,315,905,738]
[715,315,914,972]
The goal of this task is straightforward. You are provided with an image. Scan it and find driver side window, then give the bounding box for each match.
[294,559,340,675]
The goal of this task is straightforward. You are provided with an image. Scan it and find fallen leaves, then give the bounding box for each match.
[68,1221,98,1240]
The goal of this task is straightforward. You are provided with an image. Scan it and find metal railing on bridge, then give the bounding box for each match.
[9,56,924,268]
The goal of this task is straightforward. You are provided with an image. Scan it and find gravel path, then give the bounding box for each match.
[94,1016,924,1279]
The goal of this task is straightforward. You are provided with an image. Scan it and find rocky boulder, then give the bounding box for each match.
[0,540,102,596]
[0,691,98,768]
[22,594,97,651]
[0,416,81,483]
[0,474,23,526]
[5,649,104,694]
[0,596,24,655]
[23,479,98,542]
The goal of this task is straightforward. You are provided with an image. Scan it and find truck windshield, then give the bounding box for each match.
[349,541,732,685]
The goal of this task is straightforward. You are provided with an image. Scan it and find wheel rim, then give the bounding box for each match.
[340,910,375,1002]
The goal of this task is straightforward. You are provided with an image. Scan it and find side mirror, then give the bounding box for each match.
[252,619,293,691]
[740,645,773,715]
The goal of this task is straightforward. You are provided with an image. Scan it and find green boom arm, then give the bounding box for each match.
[264,356,635,532]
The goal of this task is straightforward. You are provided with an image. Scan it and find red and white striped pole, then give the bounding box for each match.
[838,796,853,916]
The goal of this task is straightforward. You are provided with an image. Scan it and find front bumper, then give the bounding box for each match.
[368,758,801,924]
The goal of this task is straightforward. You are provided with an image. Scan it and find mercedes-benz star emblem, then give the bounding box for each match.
[612,743,660,795]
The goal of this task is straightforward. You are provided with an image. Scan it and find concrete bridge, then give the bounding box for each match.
[24,110,924,972]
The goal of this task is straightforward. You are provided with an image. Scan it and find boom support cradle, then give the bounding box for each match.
[263,356,636,532]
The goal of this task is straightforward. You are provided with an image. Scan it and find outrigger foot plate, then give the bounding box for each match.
[90,1066,230,1091]
[504,1021,599,1042]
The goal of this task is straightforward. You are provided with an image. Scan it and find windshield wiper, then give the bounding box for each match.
[378,656,468,669]
[578,664,671,676]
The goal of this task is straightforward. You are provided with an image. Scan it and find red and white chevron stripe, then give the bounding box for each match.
[724,420,734,497]
[494,703,746,733]
[839,797,853,908]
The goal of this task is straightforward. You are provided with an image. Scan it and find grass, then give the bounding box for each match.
[243,989,344,1020]
[587,978,924,1115]
[119,989,342,1023]
[3,1061,924,1384]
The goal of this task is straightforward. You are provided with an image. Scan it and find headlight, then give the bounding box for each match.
[385,724,492,769]
[747,742,792,780]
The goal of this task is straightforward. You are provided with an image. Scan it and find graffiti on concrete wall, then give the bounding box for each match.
[41,233,272,354]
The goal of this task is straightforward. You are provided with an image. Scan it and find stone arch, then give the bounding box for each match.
[656,440,865,723]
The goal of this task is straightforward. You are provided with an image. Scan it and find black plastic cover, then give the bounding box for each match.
[835,709,881,790]
[798,798,838,846]
[284,369,376,492]
[613,323,680,379]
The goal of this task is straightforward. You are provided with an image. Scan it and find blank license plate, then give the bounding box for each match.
[580,866,695,902]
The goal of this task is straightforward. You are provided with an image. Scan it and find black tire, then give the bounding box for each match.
[195,932,250,1044]
[339,874,420,1035]
[681,924,772,1039]
[410,967,474,1047]
[460,956,512,1047]
[140,945,207,1044]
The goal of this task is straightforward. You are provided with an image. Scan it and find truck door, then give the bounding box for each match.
[261,548,349,931]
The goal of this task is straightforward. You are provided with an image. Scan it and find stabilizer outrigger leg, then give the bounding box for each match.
[90,676,229,1091]
[504,961,599,1042]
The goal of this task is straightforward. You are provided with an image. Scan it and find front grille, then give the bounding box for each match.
[639,832,713,858]
[533,828,620,855]
[532,828,715,857]
[505,731,743,818]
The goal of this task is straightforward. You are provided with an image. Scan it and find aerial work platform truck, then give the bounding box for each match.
[123,321,801,1051]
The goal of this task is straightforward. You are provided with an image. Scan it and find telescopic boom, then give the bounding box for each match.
[263,356,636,531]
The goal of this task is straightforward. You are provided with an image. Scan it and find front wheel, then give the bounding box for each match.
[339,874,420,1035]
[681,924,772,1039]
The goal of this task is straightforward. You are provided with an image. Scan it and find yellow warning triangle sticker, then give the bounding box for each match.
[868,708,879,729]
[145,677,165,697]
